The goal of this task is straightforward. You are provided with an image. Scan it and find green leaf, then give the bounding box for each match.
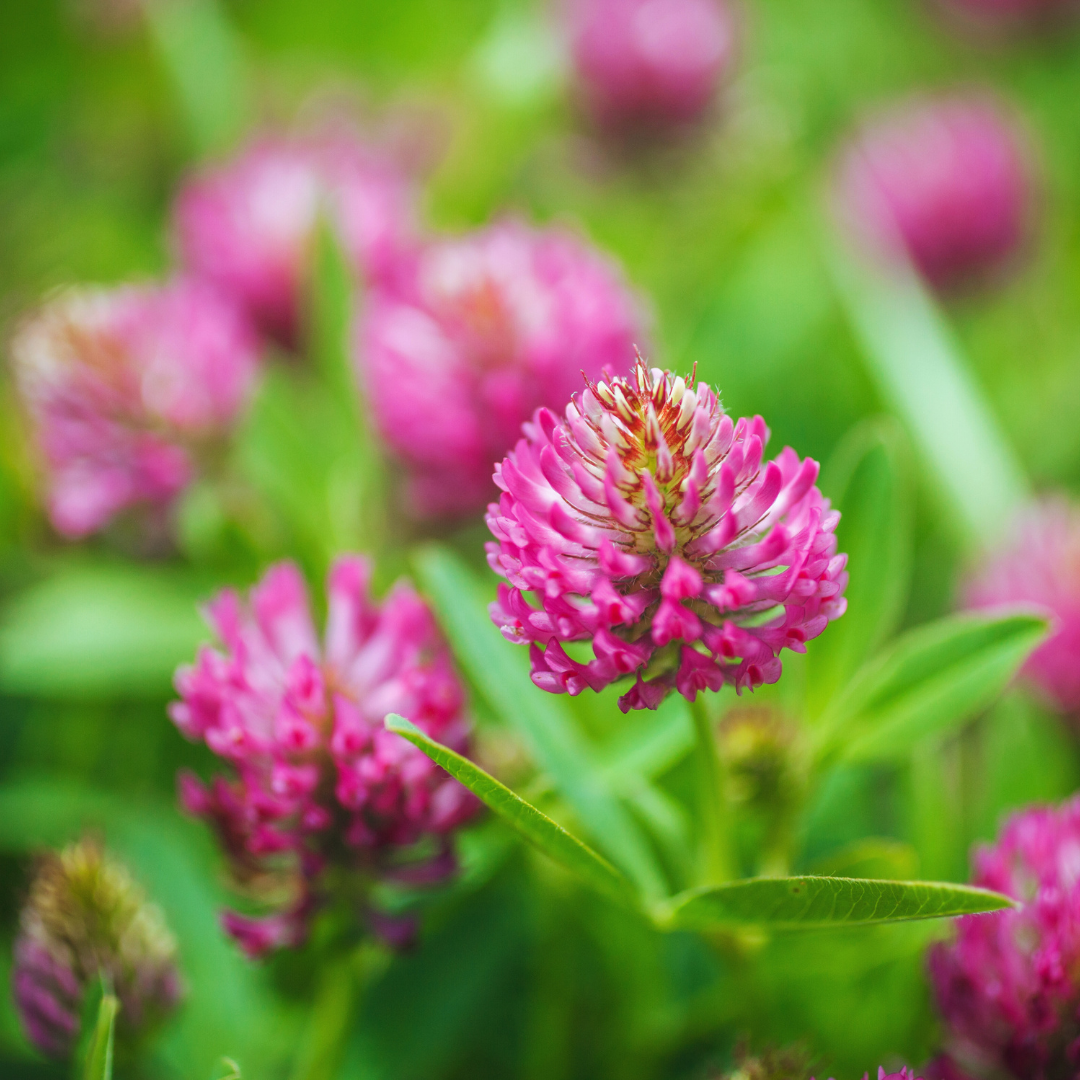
[661,875,1013,931]
[0,565,207,698]
[82,993,118,1080]
[210,1060,242,1080]
[144,0,250,156]
[411,544,666,901]
[827,238,1028,550]
[808,417,912,712]
[386,715,637,906]
[814,611,1049,763]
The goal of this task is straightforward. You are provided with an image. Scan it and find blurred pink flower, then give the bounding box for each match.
[10,281,260,539]
[173,136,417,346]
[834,92,1033,292]
[170,556,478,956]
[963,496,1080,716]
[485,360,847,712]
[568,0,736,129]
[12,839,181,1060]
[930,796,1080,1079]
[358,219,646,518]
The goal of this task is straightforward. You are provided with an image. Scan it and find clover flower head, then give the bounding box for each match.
[359,218,646,518]
[930,796,1080,1079]
[568,0,736,129]
[485,360,847,712]
[963,496,1080,715]
[169,556,479,956]
[834,92,1032,292]
[174,136,416,345]
[12,838,181,1059]
[10,281,260,538]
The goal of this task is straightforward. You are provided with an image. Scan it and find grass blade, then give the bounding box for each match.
[82,993,118,1080]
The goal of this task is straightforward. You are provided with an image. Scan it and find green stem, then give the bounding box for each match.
[289,941,390,1080]
[689,695,732,886]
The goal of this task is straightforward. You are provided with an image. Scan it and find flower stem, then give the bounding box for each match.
[288,940,389,1080]
[689,694,732,886]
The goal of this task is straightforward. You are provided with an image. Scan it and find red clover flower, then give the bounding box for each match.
[964,496,1080,717]
[358,219,645,518]
[10,281,260,539]
[170,557,478,956]
[485,360,847,712]
[568,0,736,130]
[174,136,416,347]
[930,796,1080,1079]
[834,92,1033,293]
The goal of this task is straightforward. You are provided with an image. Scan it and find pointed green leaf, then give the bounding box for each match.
[82,993,118,1080]
[411,544,666,900]
[662,876,1013,931]
[144,0,250,156]
[814,611,1049,763]
[386,715,636,906]
[809,417,912,712]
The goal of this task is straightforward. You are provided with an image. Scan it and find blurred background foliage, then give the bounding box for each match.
[2,0,1080,1077]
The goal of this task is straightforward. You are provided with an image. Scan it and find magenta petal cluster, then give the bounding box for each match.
[169,556,478,956]
[485,361,847,712]
[964,496,1080,716]
[568,0,735,129]
[174,136,416,346]
[930,796,1080,1080]
[834,92,1032,292]
[359,219,646,518]
[10,282,260,539]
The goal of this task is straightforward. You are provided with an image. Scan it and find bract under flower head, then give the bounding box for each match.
[834,92,1032,293]
[174,136,417,346]
[485,361,847,712]
[964,496,1080,715]
[568,0,736,129]
[169,556,478,956]
[359,218,645,518]
[10,281,260,539]
[12,838,180,1059]
[930,796,1080,1079]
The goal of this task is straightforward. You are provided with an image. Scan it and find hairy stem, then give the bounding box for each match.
[689,695,733,886]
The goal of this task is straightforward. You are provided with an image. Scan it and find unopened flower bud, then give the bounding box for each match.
[719,707,800,812]
[11,838,181,1059]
